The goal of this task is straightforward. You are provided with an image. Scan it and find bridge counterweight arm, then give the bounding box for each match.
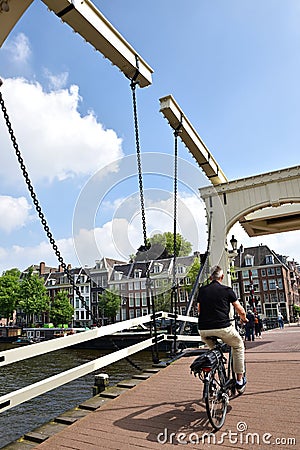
[43,0,153,87]
[159,94,228,186]
[0,0,153,88]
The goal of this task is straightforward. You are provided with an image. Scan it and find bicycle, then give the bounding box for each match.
[189,319,245,430]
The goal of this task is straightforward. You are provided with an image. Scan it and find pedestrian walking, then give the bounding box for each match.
[278,312,284,329]
[254,313,262,338]
[245,309,255,341]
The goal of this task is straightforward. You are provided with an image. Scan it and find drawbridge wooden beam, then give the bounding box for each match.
[0,0,34,47]
[159,94,228,186]
[43,0,153,87]
[0,0,153,87]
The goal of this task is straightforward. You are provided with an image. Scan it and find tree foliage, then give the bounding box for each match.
[0,268,21,322]
[98,289,121,323]
[154,292,172,312]
[18,267,49,324]
[148,232,192,258]
[184,257,201,292]
[50,290,74,327]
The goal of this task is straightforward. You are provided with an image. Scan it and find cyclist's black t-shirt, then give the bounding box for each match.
[197,280,237,330]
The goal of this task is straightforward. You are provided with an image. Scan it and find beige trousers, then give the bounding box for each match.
[199,325,245,374]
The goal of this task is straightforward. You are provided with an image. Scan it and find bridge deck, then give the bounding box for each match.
[30,326,300,450]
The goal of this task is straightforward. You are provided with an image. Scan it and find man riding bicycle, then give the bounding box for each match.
[197,265,247,394]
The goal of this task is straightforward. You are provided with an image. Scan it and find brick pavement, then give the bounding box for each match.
[31,325,300,450]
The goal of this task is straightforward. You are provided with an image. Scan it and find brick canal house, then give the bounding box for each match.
[232,244,300,324]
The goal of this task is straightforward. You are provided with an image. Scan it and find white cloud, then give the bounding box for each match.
[0,237,78,275]
[74,193,207,266]
[3,33,31,63]
[0,195,33,233]
[43,69,69,90]
[0,77,123,185]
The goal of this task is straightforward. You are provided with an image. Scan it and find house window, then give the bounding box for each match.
[244,255,254,266]
[129,294,134,307]
[276,267,282,275]
[176,265,185,274]
[179,290,186,302]
[129,310,135,319]
[265,255,274,264]
[134,270,142,278]
[114,271,122,281]
[153,263,163,274]
[242,270,249,278]
[262,280,268,291]
[261,269,266,277]
[267,268,275,276]
[155,279,162,288]
[243,281,259,292]
[135,294,141,307]
[268,279,276,290]
[142,292,147,306]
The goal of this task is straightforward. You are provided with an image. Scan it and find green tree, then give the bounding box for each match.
[0,268,21,323]
[154,291,172,312]
[98,289,121,323]
[148,232,192,258]
[183,257,201,293]
[293,304,300,316]
[18,267,49,326]
[50,290,74,327]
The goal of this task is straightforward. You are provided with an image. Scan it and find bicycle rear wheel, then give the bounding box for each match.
[204,367,228,430]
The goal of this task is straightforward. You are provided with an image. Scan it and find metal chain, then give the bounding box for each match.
[130,76,159,364]
[170,126,181,354]
[0,89,95,322]
[130,81,148,249]
[172,129,179,288]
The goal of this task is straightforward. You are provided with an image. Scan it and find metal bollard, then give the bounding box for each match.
[93,373,109,396]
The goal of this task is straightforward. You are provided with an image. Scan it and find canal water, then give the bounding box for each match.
[0,342,161,448]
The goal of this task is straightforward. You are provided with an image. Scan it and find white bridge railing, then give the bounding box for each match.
[0,311,200,413]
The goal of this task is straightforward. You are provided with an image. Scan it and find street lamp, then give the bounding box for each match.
[230,235,238,252]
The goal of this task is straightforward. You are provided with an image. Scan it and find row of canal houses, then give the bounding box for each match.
[16,244,300,328]
[19,251,200,328]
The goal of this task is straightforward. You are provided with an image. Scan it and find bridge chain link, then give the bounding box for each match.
[0,87,95,322]
[0,82,146,372]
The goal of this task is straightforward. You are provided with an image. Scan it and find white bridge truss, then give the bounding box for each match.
[0,312,199,414]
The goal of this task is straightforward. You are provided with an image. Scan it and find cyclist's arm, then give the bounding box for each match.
[232,300,248,323]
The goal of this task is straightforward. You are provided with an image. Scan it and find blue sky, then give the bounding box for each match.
[0,0,299,273]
